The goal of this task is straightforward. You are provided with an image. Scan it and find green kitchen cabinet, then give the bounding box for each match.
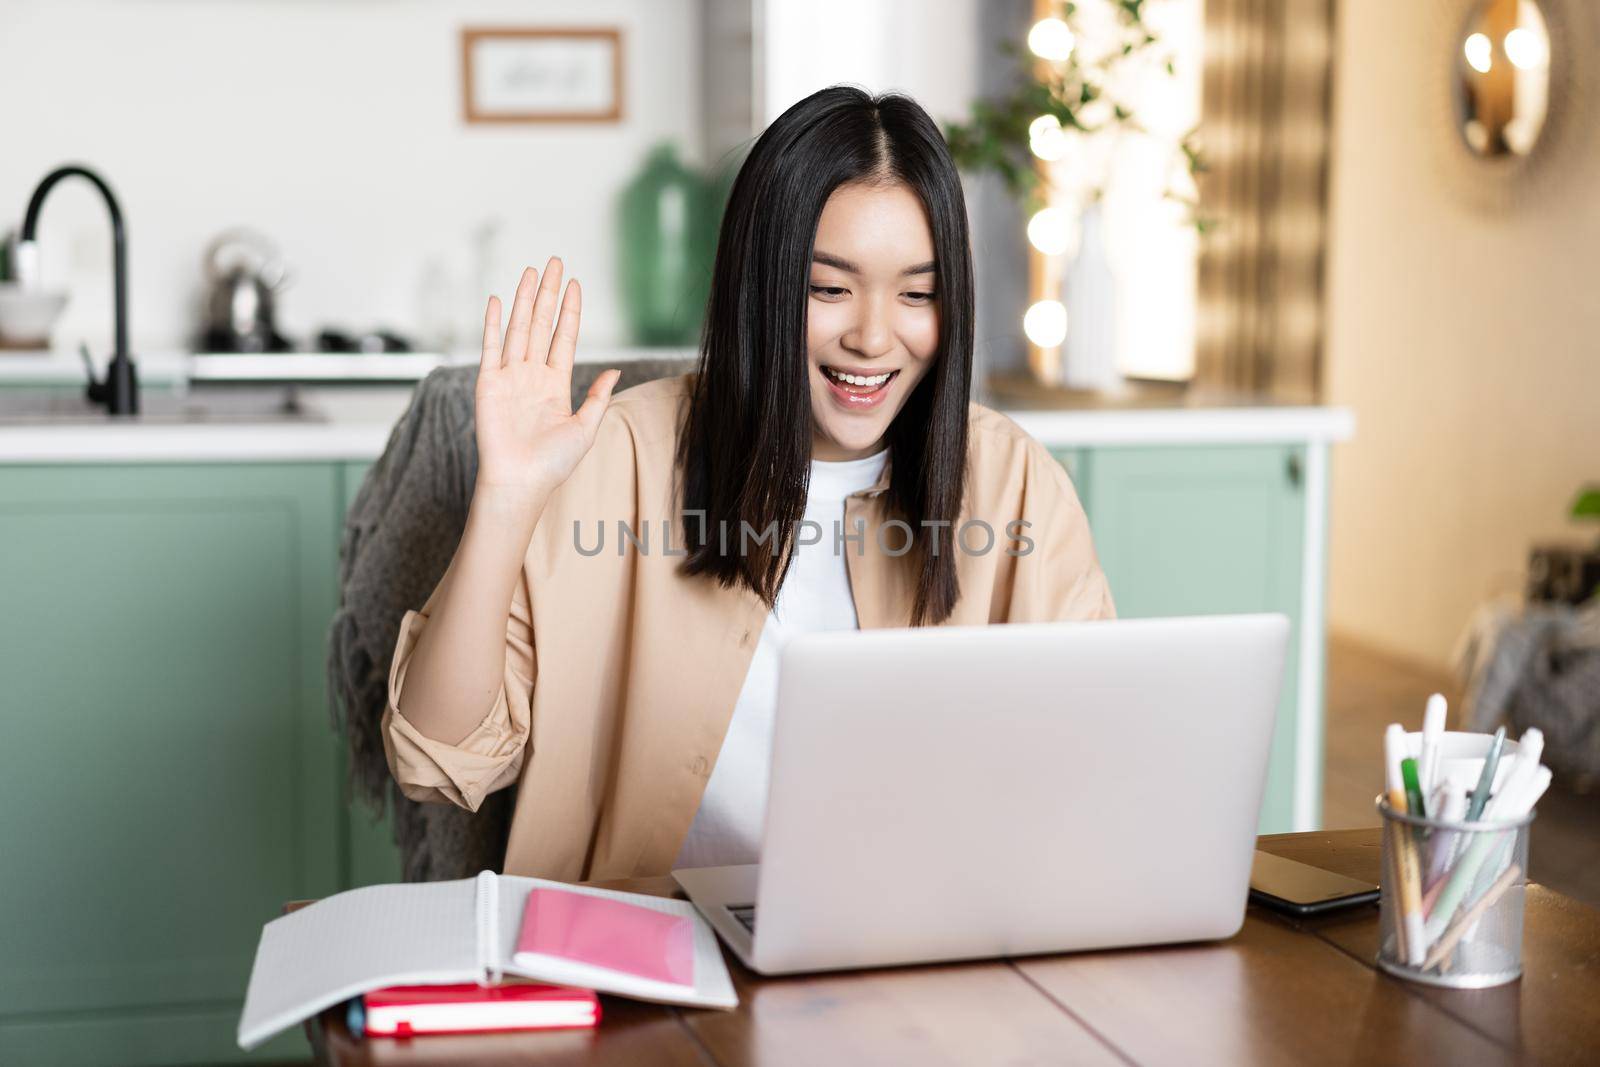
[1048,447,1087,487]
[0,433,1329,1066]
[1071,445,1311,833]
[338,460,374,516]
[344,767,404,889]
[0,463,344,1065]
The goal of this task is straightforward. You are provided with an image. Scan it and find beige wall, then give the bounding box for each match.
[1324,0,1600,668]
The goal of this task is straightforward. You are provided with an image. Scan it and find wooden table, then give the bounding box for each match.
[301,830,1600,1066]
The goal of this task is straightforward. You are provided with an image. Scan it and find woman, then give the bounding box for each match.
[383,86,1114,882]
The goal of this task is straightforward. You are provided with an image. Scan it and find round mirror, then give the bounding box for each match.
[1455,0,1551,156]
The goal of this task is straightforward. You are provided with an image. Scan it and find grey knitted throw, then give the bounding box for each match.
[1459,597,1600,784]
[327,358,695,881]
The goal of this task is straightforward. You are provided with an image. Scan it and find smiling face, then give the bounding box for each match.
[806,181,941,461]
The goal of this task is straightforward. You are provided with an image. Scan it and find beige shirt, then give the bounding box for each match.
[382,374,1115,881]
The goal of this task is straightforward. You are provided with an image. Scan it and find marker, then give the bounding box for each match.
[1384,724,1408,802]
[1384,814,1426,966]
[1401,758,1427,820]
[1463,726,1505,822]
[1383,724,1427,964]
[1419,693,1447,793]
[1484,728,1544,822]
[1516,762,1552,812]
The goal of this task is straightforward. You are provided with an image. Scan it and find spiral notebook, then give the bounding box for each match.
[237,871,735,1050]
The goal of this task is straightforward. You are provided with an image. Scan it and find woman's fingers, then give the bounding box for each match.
[525,256,564,363]
[574,368,621,444]
[479,295,504,371]
[501,266,538,363]
[547,279,582,372]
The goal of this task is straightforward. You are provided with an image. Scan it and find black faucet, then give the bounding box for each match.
[18,164,139,415]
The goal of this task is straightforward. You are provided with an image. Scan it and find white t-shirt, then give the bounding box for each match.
[673,449,889,870]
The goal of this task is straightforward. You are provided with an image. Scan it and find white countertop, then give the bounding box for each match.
[0,398,1354,464]
[0,347,694,385]
[0,350,190,384]
[0,356,1353,463]
[1006,405,1354,447]
[0,421,398,463]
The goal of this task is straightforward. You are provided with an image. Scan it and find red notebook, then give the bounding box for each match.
[362,982,599,1037]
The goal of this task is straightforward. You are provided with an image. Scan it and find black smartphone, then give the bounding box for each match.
[1247,850,1380,916]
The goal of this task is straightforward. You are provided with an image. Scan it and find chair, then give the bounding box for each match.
[328,358,695,881]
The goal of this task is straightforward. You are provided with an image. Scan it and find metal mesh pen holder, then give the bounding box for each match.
[1376,796,1532,988]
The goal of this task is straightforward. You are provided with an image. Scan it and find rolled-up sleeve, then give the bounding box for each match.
[380,572,536,812]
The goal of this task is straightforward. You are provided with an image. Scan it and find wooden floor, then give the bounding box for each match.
[1323,633,1600,907]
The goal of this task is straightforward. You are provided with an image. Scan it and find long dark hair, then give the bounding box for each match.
[677,85,974,626]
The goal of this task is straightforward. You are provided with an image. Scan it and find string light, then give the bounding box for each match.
[1464,32,1492,74]
[1504,27,1545,69]
[1027,207,1073,255]
[1029,114,1068,161]
[1023,18,1075,359]
[1023,300,1069,348]
[1027,17,1076,62]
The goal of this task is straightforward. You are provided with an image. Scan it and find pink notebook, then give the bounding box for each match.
[513,888,695,988]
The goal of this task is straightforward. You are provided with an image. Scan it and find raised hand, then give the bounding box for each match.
[473,259,621,508]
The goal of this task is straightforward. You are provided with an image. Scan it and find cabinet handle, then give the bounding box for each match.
[1286,452,1303,488]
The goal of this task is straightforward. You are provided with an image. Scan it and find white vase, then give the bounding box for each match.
[1061,204,1120,391]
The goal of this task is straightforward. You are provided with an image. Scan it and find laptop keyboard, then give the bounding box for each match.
[729,905,757,934]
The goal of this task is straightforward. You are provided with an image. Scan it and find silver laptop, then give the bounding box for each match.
[674,614,1290,975]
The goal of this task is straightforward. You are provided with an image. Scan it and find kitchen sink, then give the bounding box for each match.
[0,386,328,425]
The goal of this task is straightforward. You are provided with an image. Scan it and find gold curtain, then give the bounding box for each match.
[1195,0,1335,400]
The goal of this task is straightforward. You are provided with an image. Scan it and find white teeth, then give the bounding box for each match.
[826,368,892,387]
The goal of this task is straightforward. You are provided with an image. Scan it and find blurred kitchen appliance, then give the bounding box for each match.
[314,327,413,353]
[200,229,292,353]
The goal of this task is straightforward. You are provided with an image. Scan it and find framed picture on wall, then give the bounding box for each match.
[461,27,624,123]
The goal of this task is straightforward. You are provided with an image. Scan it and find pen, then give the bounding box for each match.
[1427,781,1448,819]
[1424,779,1466,887]
[1464,763,1552,914]
[1463,726,1505,822]
[1423,763,1549,945]
[1423,822,1498,946]
[1422,863,1522,972]
[1421,876,1446,919]
[1419,693,1446,794]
